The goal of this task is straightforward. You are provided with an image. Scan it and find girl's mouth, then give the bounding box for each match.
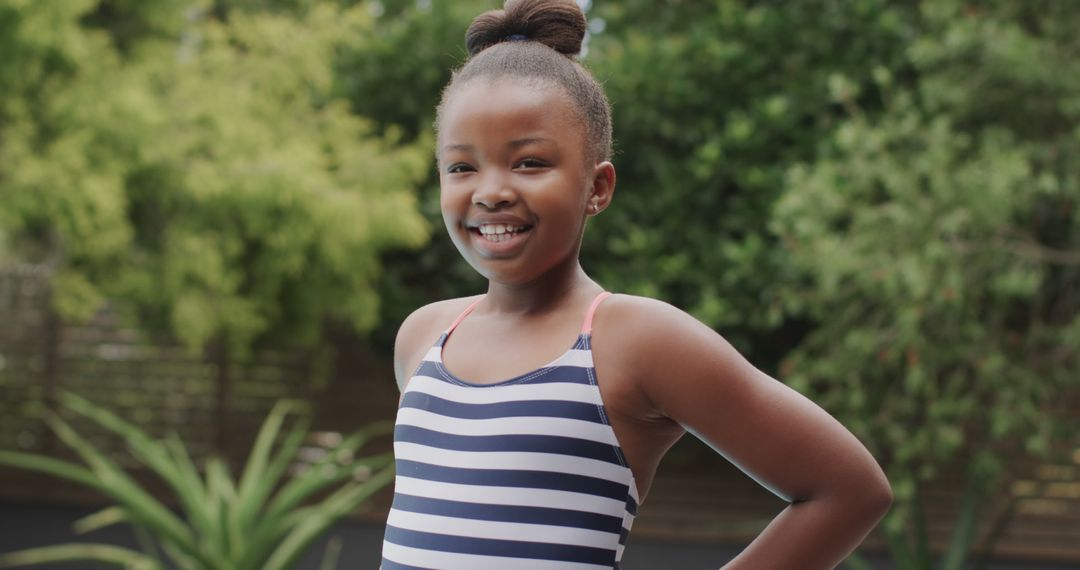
[472,223,532,243]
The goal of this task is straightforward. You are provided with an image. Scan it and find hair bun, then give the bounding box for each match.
[466,0,587,58]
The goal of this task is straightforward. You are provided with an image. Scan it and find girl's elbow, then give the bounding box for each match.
[871,481,894,517]
[830,461,893,522]
[861,469,894,520]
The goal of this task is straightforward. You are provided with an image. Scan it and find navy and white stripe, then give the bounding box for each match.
[382,325,639,569]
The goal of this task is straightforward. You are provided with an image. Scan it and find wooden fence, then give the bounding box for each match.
[0,264,400,514]
[0,264,1077,563]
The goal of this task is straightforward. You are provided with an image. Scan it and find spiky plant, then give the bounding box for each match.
[0,392,393,569]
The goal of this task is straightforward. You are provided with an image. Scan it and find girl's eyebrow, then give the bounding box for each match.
[442,143,474,153]
[441,137,555,154]
[508,137,554,149]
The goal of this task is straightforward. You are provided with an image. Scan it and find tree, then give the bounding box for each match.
[0,0,433,453]
[584,0,917,360]
[773,1,1080,567]
[0,1,432,355]
[332,0,497,350]
[349,0,920,362]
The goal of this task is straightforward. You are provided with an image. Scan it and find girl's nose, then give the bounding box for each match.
[471,173,518,210]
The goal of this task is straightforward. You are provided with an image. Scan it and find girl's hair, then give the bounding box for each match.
[437,0,613,163]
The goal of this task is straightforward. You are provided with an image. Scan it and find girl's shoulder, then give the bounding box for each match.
[393,295,483,391]
[591,293,743,390]
[400,295,484,333]
[594,293,716,346]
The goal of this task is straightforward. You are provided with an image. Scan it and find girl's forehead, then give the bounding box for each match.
[441,79,577,134]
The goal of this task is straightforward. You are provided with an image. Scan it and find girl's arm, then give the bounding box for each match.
[618,297,892,569]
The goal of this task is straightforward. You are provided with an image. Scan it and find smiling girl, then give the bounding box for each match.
[380,1,892,568]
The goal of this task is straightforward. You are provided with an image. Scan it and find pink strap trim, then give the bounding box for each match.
[445,297,484,334]
[581,291,612,335]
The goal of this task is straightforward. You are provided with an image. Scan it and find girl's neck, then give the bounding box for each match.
[482,260,601,316]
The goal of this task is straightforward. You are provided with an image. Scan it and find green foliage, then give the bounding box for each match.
[328,8,1077,565]
[2,0,1077,566]
[0,0,432,355]
[0,392,394,570]
[336,0,498,139]
[584,0,917,353]
[773,1,1079,566]
[321,0,499,348]
[346,0,918,354]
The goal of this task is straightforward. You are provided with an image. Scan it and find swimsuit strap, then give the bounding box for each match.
[444,297,484,335]
[581,291,613,335]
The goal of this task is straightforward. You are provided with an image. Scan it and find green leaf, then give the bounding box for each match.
[72,506,128,535]
[240,434,391,570]
[319,535,344,570]
[231,399,307,555]
[0,450,101,490]
[41,412,211,567]
[60,392,214,539]
[205,456,238,562]
[162,432,217,555]
[0,543,164,569]
[262,426,391,522]
[263,464,395,570]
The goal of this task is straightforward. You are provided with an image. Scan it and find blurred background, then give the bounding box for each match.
[0,0,1077,568]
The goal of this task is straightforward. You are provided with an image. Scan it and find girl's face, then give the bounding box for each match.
[438,78,612,285]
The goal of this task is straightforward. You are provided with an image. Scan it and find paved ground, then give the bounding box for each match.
[0,502,1073,569]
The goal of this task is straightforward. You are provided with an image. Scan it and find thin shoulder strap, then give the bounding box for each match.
[445,296,484,335]
[581,291,613,335]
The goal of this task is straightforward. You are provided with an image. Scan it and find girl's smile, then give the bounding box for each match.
[467,214,533,256]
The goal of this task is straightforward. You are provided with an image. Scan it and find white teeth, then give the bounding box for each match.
[477,224,527,242]
[478,223,524,235]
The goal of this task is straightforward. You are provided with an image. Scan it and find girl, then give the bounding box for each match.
[381,1,893,568]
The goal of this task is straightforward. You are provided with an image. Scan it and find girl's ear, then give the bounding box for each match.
[587,161,616,216]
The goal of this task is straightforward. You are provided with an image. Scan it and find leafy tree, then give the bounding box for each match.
[351,0,919,360]
[774,1,1080,567]
[0,0,433,454]
[584,0,917,359]
[332,0,497,348]
[0,0,432,356]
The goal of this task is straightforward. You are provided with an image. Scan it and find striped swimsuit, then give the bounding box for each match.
[381,292,640,569]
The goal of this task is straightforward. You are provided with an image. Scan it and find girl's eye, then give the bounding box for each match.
[446,163,475,174]
[515,158,548,169]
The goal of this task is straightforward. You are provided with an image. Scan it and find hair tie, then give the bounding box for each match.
[506,34,528,41]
